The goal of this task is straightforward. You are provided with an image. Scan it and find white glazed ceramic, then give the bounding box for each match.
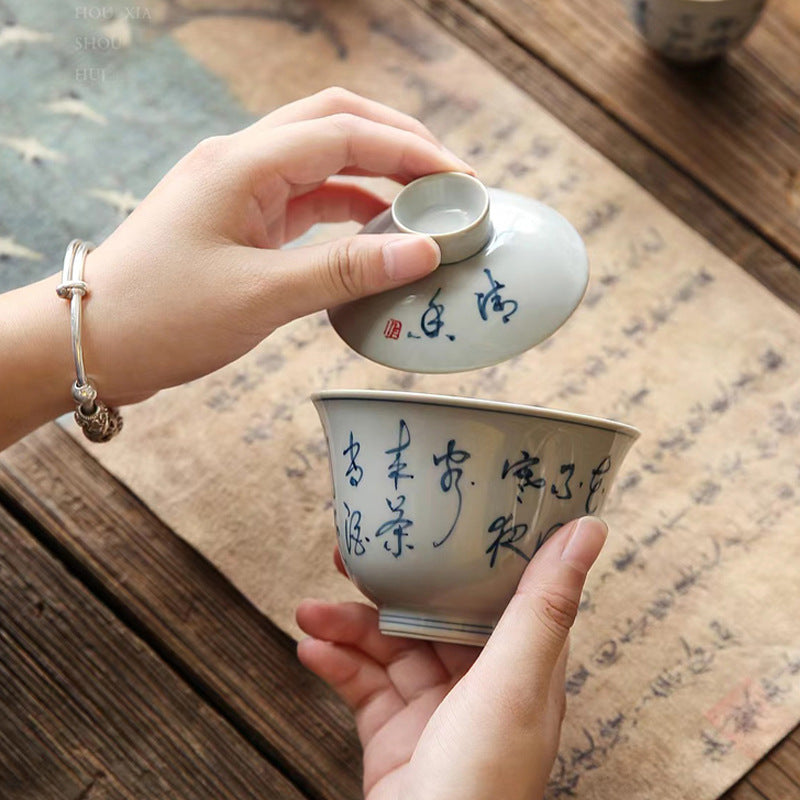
[624,0,766,62]
[392,172,492,264]
[313,390,639,645]
[328,173,589,373]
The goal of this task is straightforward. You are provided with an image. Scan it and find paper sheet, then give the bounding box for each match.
[71,2,800,798]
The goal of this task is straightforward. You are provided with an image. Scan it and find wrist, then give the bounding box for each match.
[0,273,76,449]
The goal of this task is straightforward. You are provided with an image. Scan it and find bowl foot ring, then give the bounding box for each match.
[379,609,494,646]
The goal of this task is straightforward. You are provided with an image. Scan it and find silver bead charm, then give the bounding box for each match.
[75,401,124,443]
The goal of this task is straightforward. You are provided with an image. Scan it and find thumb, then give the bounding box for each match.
[471,516,607,709]
[261,233,440,325]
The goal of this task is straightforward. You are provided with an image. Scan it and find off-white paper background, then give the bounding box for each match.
[73,2,800,798]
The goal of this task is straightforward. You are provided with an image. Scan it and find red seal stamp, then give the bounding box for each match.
[383,319,402,339]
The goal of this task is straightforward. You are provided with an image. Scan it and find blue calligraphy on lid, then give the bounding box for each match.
[475,268,519,324]
[407,288,456,342]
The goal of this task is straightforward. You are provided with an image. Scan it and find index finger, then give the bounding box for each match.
[235,112,474,187]
[251,86,442,147]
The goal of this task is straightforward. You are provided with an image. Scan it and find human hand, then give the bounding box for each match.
[50,88,472,407]
[296,516,608,800]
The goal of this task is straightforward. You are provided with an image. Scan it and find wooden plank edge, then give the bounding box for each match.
[0,424,361,800]
[0,505,307,800]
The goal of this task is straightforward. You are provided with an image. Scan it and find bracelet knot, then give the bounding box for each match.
[56,279,88,299]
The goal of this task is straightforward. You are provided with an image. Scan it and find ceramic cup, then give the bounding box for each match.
[313,390,639,645]
[624,0,766,62]
[391,172,492,264]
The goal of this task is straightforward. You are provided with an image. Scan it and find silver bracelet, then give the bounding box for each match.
[56,239,123,442]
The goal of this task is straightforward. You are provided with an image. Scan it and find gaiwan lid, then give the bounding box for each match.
[328,172,589,373]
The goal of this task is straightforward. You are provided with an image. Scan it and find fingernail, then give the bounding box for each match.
[383,235,441,282]
[561,516,608,574]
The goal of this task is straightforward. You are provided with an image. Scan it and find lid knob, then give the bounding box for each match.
[391,172,492,264]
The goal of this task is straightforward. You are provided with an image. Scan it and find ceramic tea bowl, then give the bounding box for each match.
[624,0,766,62]
[313,390,639,645]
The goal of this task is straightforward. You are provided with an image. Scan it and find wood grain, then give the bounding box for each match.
[434,0,800,264]
[770,739,800,789]
[0,505,306,800]
[0,425,361,800]
[410,0,800,313]
[723,779,771,800]
[722,739,800,799]
[746,758,800,800]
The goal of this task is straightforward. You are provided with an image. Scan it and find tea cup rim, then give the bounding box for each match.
[311,389,641,440]
[391,172,492,264]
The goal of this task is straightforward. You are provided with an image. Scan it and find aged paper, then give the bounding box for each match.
[71,2,800,798]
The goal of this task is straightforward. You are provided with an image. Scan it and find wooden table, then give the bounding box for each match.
[2,1,800,798]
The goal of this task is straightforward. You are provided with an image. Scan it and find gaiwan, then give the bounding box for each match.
[312,172,640,645]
